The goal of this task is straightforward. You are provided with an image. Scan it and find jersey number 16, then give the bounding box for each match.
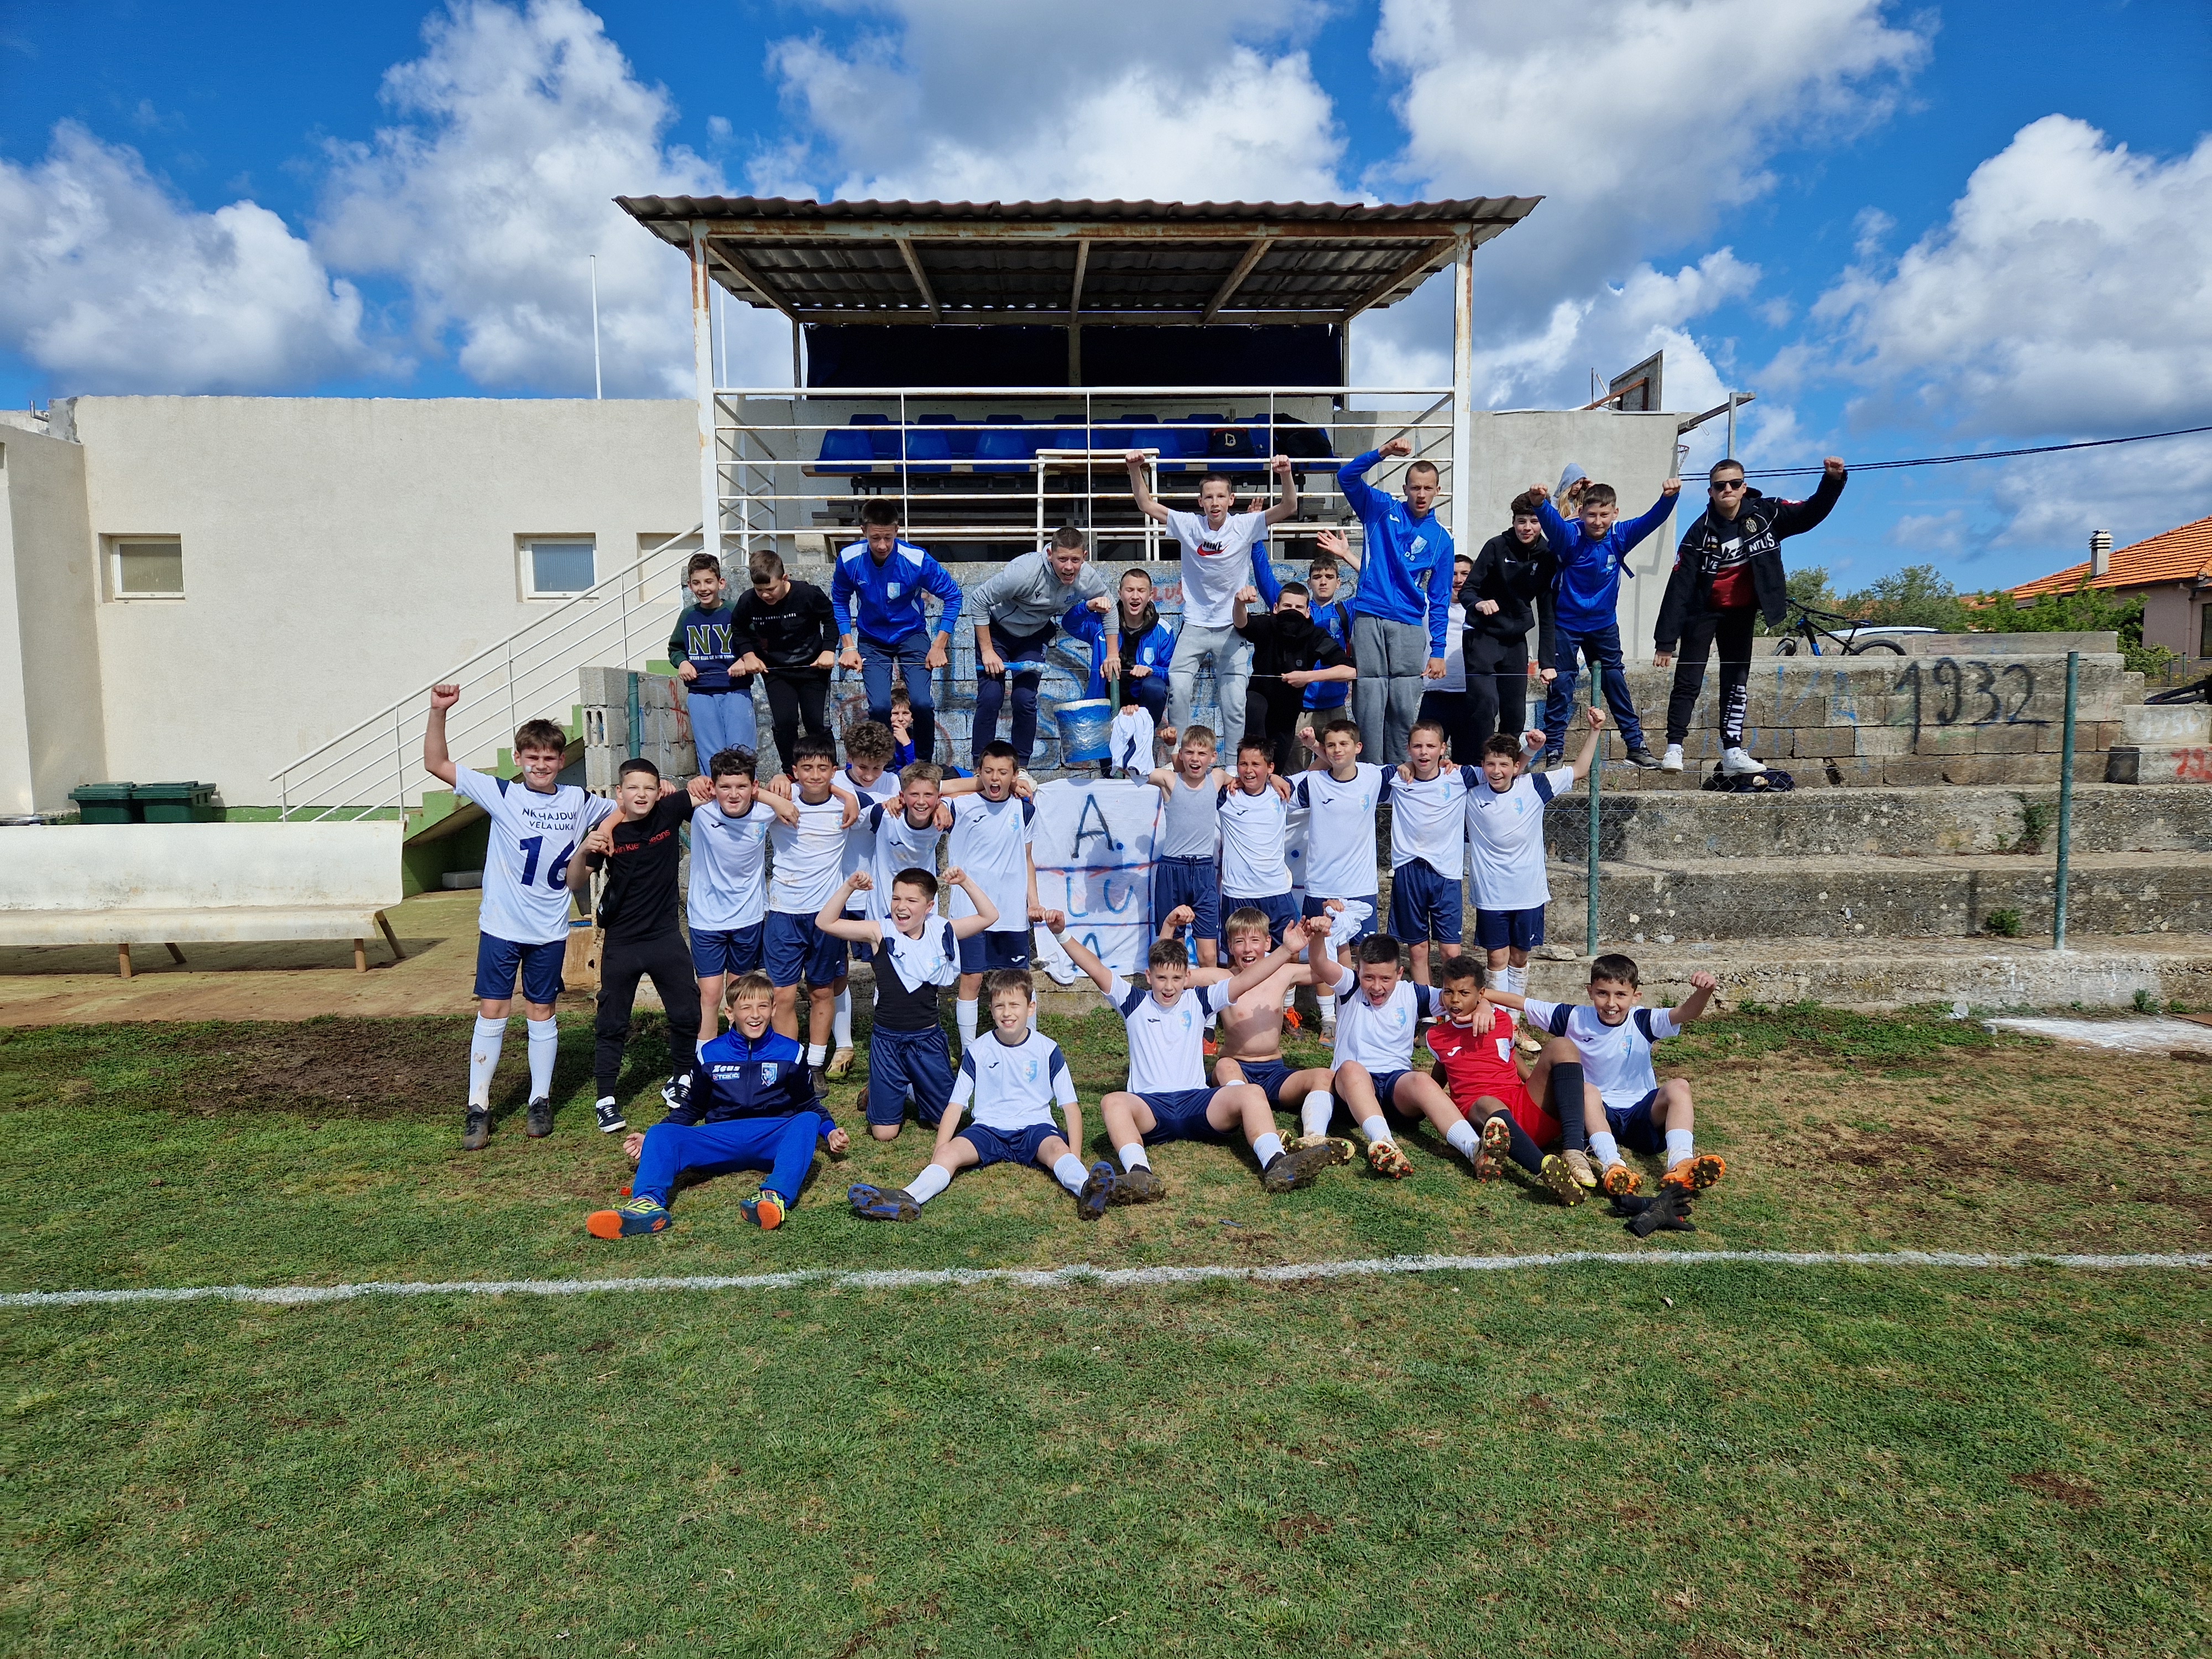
[518,836,575,889]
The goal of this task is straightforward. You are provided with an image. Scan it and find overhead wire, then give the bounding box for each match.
[1739,423,2212,479]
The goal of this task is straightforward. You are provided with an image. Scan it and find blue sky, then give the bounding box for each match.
[3,0,2208,592]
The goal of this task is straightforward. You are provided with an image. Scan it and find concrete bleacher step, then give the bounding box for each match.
[2106,700,2212,785]
[1540,851,2212,943]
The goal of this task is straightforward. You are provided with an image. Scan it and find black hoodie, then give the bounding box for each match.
[1463,526,1556,670]
[1655,469,1847,651]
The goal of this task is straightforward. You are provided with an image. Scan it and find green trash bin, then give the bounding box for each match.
[134,781,221,823]
[70,782,140,825]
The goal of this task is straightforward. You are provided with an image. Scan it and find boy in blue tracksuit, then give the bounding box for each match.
[669,552,757,774]
[1532,476,1682,768]
[586,971,846,1237]
[1063,565,1177,728]
[1337,439,1454,765]
[832,499,964,766]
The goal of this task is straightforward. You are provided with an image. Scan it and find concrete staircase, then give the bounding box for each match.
[2106,700,2212,785]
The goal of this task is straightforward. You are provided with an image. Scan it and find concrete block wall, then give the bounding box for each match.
[580,667,696,791]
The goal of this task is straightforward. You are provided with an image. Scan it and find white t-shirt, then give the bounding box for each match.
[1522,998,1682,1108]
[1293,764,1385,899]
[687,799,774,932]
[1438,601,1468,692]
[452,766,613,946]
[768,792,849,916]
[1386,764,1481,878]
[839,766,904,885]
[1465,768,1570,913]
[1165,508,1269,629]
[1115,980,1234,1095]
[1329,977,1441,1074]
[864,801,945,922]
[947,792,1036,936]
[951,1029,1079,1132]
[1217,784,1291,898]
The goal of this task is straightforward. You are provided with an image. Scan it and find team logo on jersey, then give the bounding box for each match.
[759,1063,779,1086]
[1022,1056,1040,1082]
[885,582,903,599]
[1496,1038,1512,1063]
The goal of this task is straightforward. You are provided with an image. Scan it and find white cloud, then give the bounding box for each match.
[0,121,374,393]
[1815,116,2212,437]
[755,2,1344,203]
[314,0,784,396]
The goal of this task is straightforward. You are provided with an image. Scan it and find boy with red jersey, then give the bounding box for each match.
[1423,956,1586,1204]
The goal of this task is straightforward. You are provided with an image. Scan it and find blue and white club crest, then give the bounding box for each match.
[760,1062,779,1086]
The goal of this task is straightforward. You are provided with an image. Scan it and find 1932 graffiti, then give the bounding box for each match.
[1893,658,2046,743]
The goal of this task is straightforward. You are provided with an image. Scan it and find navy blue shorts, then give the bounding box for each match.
[1303,893,1380,947]
[866,1024,954,1126]
[1339,1067,1416,1115]
[1220,890,1298,952]
[1227,1056,1297,1108]
[1473,905,1546,952]
[764,911,846,988]
[1604,1089,1666,1155]
[1154,855,1220,944]
[1389,859,1464,946]
[689,923,764,979]
[1139,1087,1237,1145]
[957,929,1032,975]
[475,933,566,1004]
[957,1120,1058,1168]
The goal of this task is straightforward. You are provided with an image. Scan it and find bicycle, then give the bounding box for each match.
[1769,601,1910,657]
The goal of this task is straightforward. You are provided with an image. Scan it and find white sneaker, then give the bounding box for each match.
[1660,743,1684,773]
[1720,746,1767,776]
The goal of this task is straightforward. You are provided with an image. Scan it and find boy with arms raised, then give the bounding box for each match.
[815,866,998,1141]
[1489,956,1726,1197]
[1425,956,1589,1205]
[1529,474,1681,769]
[1048,912,1344,1196]
[762,735,861,1065]
[1125,451,1300,743]
[586,972,848,1238]
[424,683,614,1150]
[947,740,1041,1050]
[668,551,757,773]
[849,969,1114,1222]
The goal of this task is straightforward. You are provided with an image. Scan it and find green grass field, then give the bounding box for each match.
[5,1004,2209,1655]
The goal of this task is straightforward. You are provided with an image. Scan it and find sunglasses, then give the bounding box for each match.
[1710,478,1747,492]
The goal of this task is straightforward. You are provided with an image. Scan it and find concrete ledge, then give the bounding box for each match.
[0,906,393,946]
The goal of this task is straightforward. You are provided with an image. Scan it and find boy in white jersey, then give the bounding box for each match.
[946,742,1041,1051]
[1386,718,1482,986]
[687,749,792,1037]
[425,683,615,1151]
[763,734,862,1066]
[828,721,902,1077]
[1466,707,1604,1045]
[1145,727,1228,968]
[1308,934,1488,1181]
[1048,913,1344,1197]
[1491,954,1725,1197]
[850,968,1116,1222]
[1215,735,1300,951]
[816,865,998,1140]
[1292,716,1386,1036]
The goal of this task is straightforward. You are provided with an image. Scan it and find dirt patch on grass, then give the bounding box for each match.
[2010,1470,2101,1507]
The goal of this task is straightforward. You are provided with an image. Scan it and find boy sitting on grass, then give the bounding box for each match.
[1423,956,1588,1205]
[814,865,998,1141]
[587,972,848,1238]
[1176,902,1343,1138]
[1046,911,1345,1198]
[1488,955,1725,1197]
[849,969,1115,1223]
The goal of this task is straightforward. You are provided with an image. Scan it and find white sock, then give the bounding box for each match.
[1445,1118,1480,1160]
[907,1163,952,1204]
[1118,1142,1150,1172]
[1360,1114,1392,1146]
[1665,1127,1695,1165]
[833,989,853,1048]
[1319,1000,1335,1029]
[1052,1152,1088,1193]
[468,1016,508,1105]
[806,1042,827,1068]
[1302,1090,1334,1138]
[1282,984,1297,1008]
[525,1017,557,1100]
[957,999,979,1050]
[1590,1129,1623,1167]
[1503,964,1527,1021]
[1254,1131,1284,1166]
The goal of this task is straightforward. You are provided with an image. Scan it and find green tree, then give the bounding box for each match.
[1755,564,1841,635]
[1837,564,1979,633]
[1988,581,2176,676]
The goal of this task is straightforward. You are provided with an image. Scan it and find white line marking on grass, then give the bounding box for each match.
[4,1250,2208,1311]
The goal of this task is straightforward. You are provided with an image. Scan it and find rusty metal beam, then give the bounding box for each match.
[705,242,800,322]
[1335,237,1460,324]
[682,217,1525,243]
[1203,237,1275,323]
[893,235,940,321]
[758,307,1333,326]
[1068,238,1089,317]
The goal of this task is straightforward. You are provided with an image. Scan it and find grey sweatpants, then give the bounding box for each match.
[1167,622,1252,745]
[1352,614,1432,765]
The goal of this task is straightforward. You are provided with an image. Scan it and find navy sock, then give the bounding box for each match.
[1488,1107,1545,1175]
[1549,1062,1587,1152]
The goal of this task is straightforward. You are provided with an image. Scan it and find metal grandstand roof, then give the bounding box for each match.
[617,195,1541,325]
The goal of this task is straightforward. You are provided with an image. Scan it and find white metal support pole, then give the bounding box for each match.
[1448,231,1475,551]
[590,255,602,400]
[690,225,721,576]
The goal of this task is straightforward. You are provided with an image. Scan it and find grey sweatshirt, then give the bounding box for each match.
[969,550,1109,635]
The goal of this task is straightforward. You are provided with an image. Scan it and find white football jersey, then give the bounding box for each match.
[951,1029,1078,1132]
[864,801,945,922]
[1328,977,1442,1074]
[1523,999,1680,1108]
[947,792,1036,936]
[768,792,850,916]
[1115,980,1234,1095]
[687,798,773,932]
[1293,764,1384,899]
[1465,768,1569,913]
[1217,784,1291,898]
[452,766,613,946]
[1385,764,1481,878]
[839,765,904,883]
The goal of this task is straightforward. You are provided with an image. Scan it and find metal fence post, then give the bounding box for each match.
[2053,649,2079,950]
[1585,677,1601,957]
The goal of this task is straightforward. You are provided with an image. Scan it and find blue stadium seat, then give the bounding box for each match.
[973,415,1041,474]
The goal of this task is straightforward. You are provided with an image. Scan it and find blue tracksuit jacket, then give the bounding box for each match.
[676,1027,818,1124]
[1536,494,1676,634]
[831,539,965,645]
[1251,549,1353,709]
[1061,602,1177,701]
[1337,451,1455,655]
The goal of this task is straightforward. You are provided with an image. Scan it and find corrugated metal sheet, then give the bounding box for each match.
[618,195,1537,226]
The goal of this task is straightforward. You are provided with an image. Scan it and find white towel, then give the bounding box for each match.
[1109,707,1155,778]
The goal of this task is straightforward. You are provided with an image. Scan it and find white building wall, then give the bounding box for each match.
[71,397,698,807]
[0,427,105,814]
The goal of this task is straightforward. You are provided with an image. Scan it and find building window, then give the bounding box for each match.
[2200,599,2211,660]
[523,537,596,597]
[108,536,185,598]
